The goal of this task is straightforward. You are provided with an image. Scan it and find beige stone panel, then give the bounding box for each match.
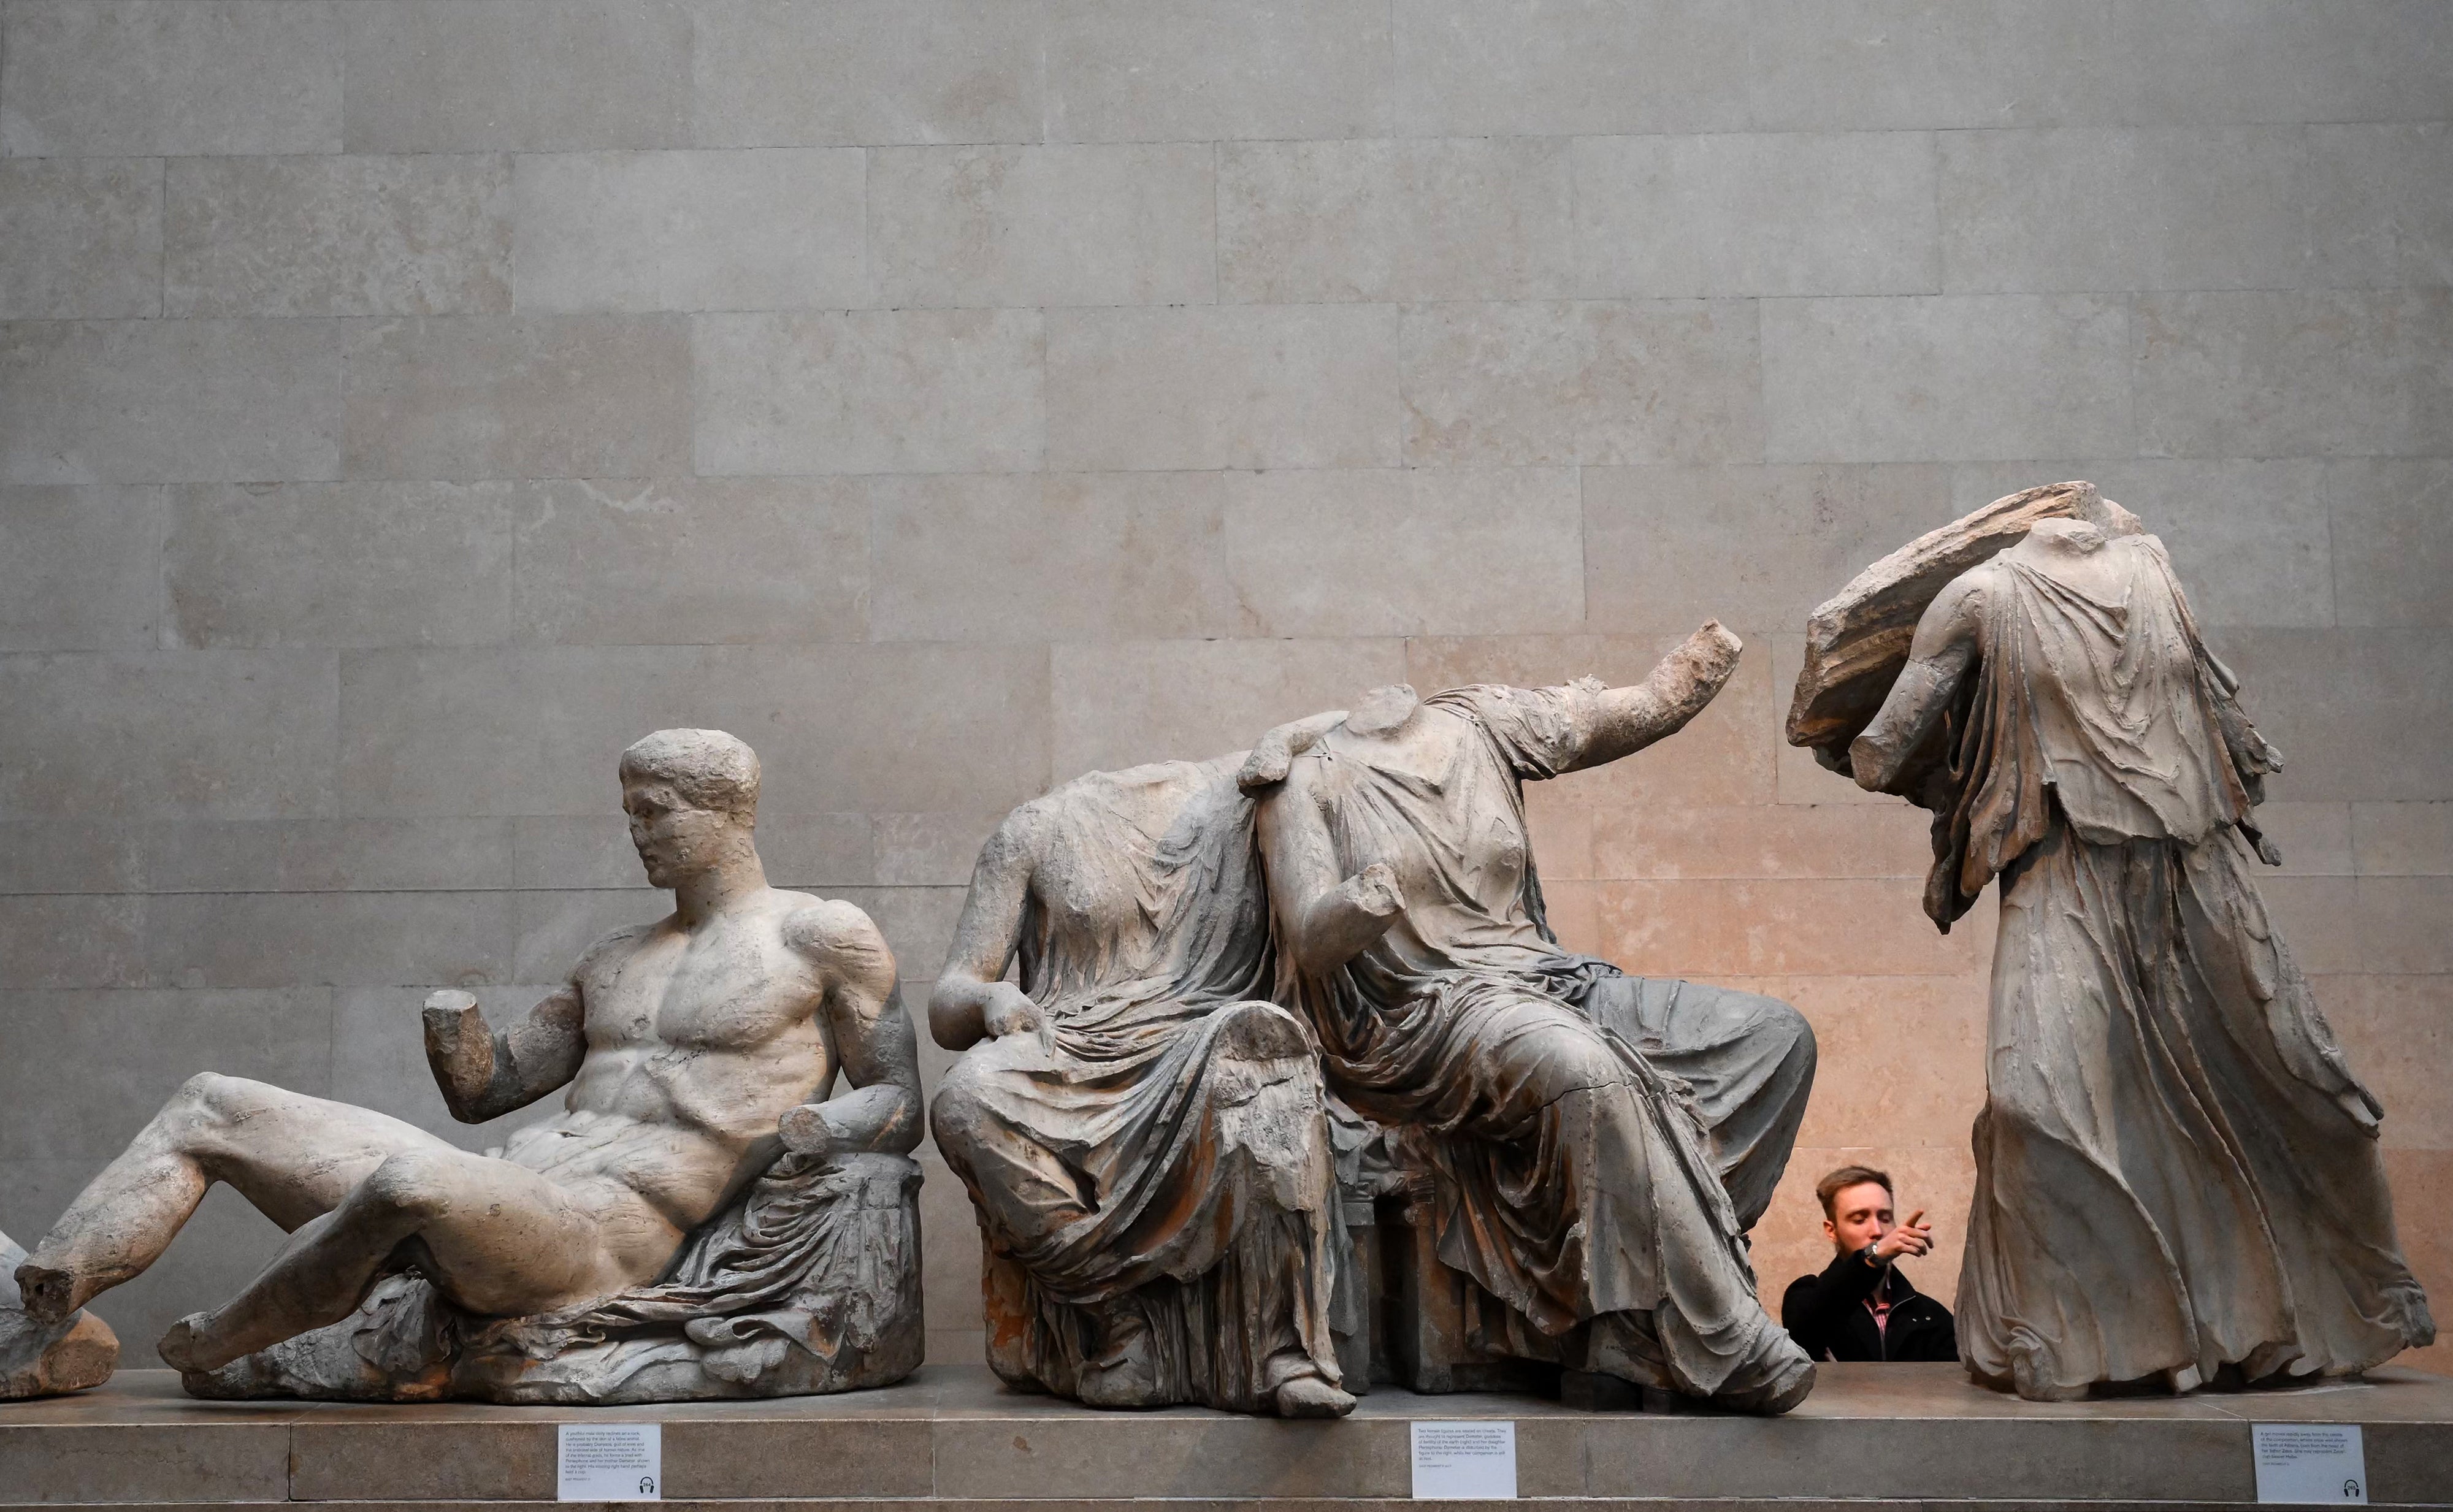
[1046,0,1390,142]
[1401,299,1762,467]
[2355,803,2453,878]
[0,485,162,651]
[1405,632,1780,806]
[2330,459,2453,630]
[2303,123,2453,289]
[695,308,1044,475]
[1748,974,1989,1152]
[343,315,692,482]
[2319,975,2453,1150]
[1585,463,1956,636]
[1046,304,1400,472]
[871,143,1215,308]
[1770,633,1896,808]
[1574,132,1940,299]
[1743,0,2124,132]
[1762,294,2134,464]
[0,895,144,990]
[1749,1142,1980,1316]
[1521,784,1593,881]
[0,989,334,1159]
[2355,878,2453,976]
[2259,876,2362,976]
[1216,137,1574,304]
[1391,0,1749,137]
[1598,877,1994,978]
[144,890,518,989]
[2249,801,2355,878]
[1940,126,2316,294]
[0,0,341,155]
[1948,458,2333,629]
[874,812,1004,888]
[1223,468,1585,637]
[2213,628,2453,803]
[2114,0,2453,128]
[0,649,335,820]
[139,818,516,895]
[2135,290,2453,459]
[0,158,161,320]
[1049,637,1406,778]
[870,472,1244,642]
[513,148,867,314]
[0,1159,289,1359]
[513,476,868,645]
[0,822,145,896]
[166,155,513,318]
[332,984,558,1149]
[165,481,515,649]
[340,0,689,153]
[690,0,1043,148]
[0,318,345,486]
[516,812,876,890]
[1538,877,1604,957]
[2383,1148,2453,1376]
[917,1150,987,1334]
[1593,803,1933,881]
[832,885,968,985]
[340,643,1051,817]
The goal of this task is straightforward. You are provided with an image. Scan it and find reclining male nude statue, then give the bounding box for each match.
[1244,625,1820,1413]
[929,722,1355,1417]
[10,729,928,1403]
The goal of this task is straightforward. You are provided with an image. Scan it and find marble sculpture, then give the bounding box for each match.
[9,730,927,1403]
[1793,483,2435,1400]
[930,719,1355,1418]
[1,1229,117,1399]
[1248,626,1819,1413]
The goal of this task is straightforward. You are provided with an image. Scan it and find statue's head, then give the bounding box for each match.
[618,728,760,889]
[1345,684,1422,739]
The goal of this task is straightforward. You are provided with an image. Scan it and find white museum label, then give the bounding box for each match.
[2253,1423,2367,1505]
[557,1422,663,1502]
[1410,1420,1517,1500]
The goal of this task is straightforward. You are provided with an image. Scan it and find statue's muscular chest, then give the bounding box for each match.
[578,915,825,1065]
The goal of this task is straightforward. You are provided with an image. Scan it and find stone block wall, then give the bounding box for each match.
[1,0,2446,1375]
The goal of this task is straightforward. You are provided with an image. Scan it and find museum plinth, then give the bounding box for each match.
[4,1363,2449,1510]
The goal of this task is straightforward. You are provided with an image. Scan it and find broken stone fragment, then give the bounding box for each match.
[1,1228,118,1399]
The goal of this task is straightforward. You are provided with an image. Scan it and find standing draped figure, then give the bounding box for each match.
[1247,626,1819,1413]
[928,750,1352,1418]
[1839,502,2432,1400]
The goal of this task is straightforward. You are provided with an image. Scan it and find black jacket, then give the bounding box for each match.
[1781,1254,1957,1362]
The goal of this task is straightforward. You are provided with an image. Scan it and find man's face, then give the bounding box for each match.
[622,779,733,888]
[1823,1182,1895,1256]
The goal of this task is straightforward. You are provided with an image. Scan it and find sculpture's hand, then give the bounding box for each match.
[778,1102,837,1159]
[421,990,487,1072]
[1663,620,1743,698]
[1337,861,1404,919]
[980,982,1055,1057]
[1238,709,1349,792]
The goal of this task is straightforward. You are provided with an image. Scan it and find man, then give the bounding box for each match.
[1781,1167,1956,1363]
[1248,624,1819,1413]
[14,729,922,1380]
[929,735,1352,1417]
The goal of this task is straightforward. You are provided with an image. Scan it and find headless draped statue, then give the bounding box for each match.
[1248,625,1820,1413]
[1826,494,2433,1400]
[930,736,1352,1418]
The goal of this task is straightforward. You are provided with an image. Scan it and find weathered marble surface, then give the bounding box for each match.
[11,730,924,1403]
[0,1229,116,1399]
[1806,490,2436,1400]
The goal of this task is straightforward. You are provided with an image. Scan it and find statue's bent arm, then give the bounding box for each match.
[928,814,1041,1053]
[789,902,925,1156]
[1254,771,1403,977]
[421,973,592,1125]
[1849,575,1986,794]
[1559,621,1747,774]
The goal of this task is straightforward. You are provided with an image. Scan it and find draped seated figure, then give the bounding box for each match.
[928,729,1355,1418]
[8,730,927,1404]
[1247,625,1820,1414]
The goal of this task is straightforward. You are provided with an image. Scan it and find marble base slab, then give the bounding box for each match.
[2,1363,2447,1508]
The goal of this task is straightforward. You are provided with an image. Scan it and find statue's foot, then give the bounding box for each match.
[1076,1308,1160,1409]
[156,1313,223,1373]
[1273,1375,1356,1418]
[13,1261,80,1325]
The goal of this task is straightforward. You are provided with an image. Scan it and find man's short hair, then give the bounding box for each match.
[1816,1164,1894,1219]
[619,729,759,820]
